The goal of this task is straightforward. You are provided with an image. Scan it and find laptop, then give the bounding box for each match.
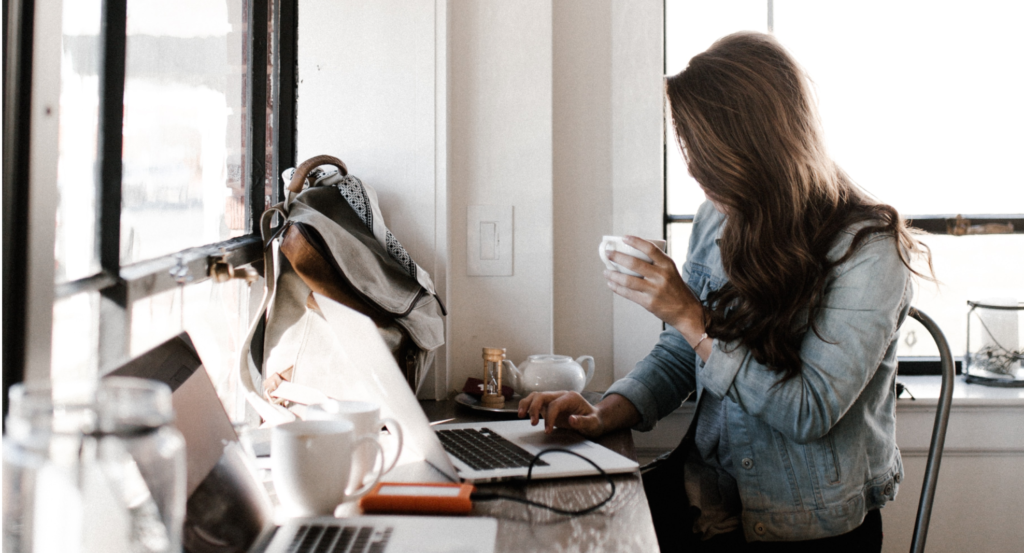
[111,333,497,553]
[298,293,639,484]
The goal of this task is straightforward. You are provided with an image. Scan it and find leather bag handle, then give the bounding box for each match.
[287,154,349,193]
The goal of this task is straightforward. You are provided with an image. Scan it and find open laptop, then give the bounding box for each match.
[296,293,639,484]
[111,333,496,553]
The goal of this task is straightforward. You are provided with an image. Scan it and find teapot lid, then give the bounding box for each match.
[526,354,573,363]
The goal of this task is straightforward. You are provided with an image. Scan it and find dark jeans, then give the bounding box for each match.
[642,445,883,553]
[691,509,882,553]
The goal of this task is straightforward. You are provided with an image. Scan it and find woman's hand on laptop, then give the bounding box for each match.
[518,392,641,438]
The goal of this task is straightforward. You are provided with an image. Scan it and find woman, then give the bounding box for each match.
[519,32,931,551]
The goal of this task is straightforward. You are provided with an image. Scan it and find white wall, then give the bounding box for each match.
[446,0,556,390]
[549,0,666,388]
[607,0,665,381]
[296,0,447,394]
[297,0,664,398]
[552,1,615,389]
[23,0,62,382]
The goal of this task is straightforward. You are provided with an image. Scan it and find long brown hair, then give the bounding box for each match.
[666,31,932,381]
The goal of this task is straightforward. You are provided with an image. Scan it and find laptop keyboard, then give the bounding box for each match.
[287,524,393,553]
[436,427,549,471]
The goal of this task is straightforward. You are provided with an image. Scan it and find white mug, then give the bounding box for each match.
[599,235,668,277]
[304,400,404,492]
[271,419,383,517]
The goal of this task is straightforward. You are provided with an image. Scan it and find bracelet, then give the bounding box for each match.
[692,332,709,349]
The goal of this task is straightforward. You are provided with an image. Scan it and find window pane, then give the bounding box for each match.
[902,234,1024,357]
[664,2,1023,365]
[130,277,254,420]
[665,0,768,217]
[667,222,693,271]
[665,0,768,74]
[773,0,1024,215]
[55,0,102,283]
[120,0,249,265]
[52,292,100,380]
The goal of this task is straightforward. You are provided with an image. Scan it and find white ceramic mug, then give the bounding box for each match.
[599,235,668,277]
[304,400,404,492]
[271,419,383,517]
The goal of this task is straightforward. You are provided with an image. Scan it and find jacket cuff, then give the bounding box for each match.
[697,340,745,399]
[603,378,659,432]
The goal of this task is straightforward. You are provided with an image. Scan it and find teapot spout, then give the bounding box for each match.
[502,359,523,395]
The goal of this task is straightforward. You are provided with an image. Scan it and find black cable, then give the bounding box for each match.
[470,448,616,516]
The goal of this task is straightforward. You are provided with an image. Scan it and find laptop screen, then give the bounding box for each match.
[109,332,273,552]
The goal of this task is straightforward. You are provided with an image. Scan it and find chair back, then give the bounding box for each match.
[906,307,955,553]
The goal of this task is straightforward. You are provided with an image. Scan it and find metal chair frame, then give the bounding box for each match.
[906,307,955,553]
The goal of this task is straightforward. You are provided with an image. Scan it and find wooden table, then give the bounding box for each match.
[418,396,660,553]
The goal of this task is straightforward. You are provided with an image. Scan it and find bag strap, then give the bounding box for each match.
[237,206,289,396]
[239,155,358,397]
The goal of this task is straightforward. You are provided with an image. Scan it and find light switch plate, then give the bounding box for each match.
[467,205,513,276]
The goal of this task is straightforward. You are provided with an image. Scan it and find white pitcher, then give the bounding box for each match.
[503,354,595,395]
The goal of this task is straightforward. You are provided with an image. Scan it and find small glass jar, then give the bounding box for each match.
[965,300,1024,386]
[3,377,186,553]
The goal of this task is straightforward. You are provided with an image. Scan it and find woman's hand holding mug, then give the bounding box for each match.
[601,235,708,359]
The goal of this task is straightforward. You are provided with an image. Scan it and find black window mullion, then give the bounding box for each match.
[665,214,694,224]
[3,0,36,426]
[247,0,269,231]
[95,0,130,372]
[905,215,1024,235]
[666,213,1023,235]
[96,0,126,274]
[274,0,298,202]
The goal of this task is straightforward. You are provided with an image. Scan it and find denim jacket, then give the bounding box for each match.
[606,201,912,542]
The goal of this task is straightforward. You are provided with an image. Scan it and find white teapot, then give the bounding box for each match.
[503,354,595,395]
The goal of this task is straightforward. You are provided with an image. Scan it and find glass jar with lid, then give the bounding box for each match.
[3,377,186,552]
[965,299,1024,386]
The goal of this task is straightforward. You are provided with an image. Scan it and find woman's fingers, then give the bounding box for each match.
[603,240,704,331]
[623,236,674,269]
[568,413,604,437]
[519,392,560,426]
[543,394,572,433]
[605,249,654,279]
[518,393,541,424]
[604,272,653,307]
[517,391,596,434]
[622,235,661,258]
[544,392,597,433]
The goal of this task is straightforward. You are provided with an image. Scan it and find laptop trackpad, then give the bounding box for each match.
[513,427,589,448]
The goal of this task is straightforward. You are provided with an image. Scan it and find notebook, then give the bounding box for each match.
[306,293,639,484]
[111,333,496,553]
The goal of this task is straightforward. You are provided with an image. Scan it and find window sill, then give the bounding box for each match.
[896,374,1024,408]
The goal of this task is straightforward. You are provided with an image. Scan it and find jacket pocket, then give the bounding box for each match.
[820,432,841,484]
